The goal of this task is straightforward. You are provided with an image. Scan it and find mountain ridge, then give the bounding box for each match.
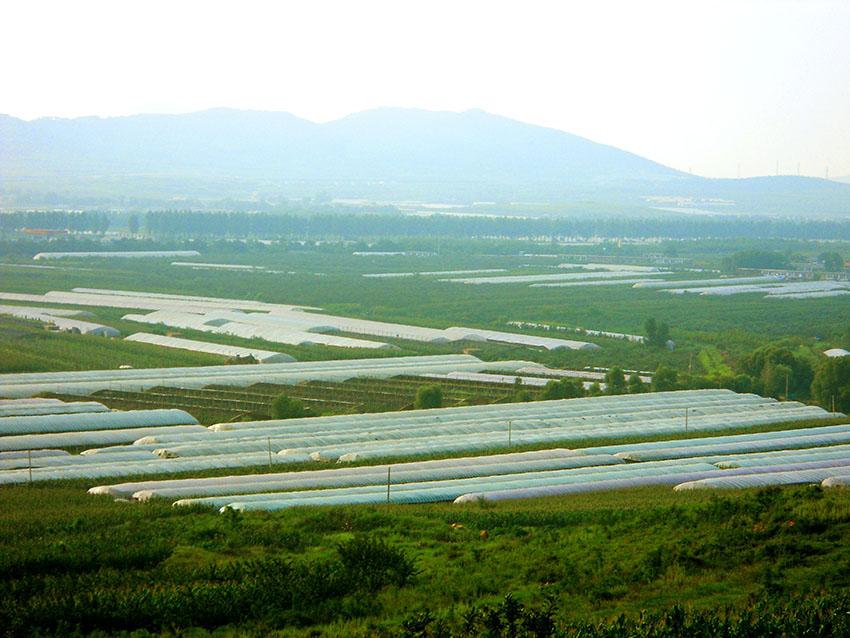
[1,107,849,214]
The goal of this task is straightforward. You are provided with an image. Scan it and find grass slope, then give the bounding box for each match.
[1,483,849,636]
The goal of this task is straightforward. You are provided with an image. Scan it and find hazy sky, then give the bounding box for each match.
[2,0,849,178]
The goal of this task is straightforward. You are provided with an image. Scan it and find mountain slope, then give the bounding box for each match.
[1,108,849,215]
[0,107,683,186]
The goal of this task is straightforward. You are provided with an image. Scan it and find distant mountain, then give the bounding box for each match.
[1,107,849,214]
[0,107,683,185]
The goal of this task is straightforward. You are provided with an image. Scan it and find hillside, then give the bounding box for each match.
[2,108,850,214]
[0,108,682,184]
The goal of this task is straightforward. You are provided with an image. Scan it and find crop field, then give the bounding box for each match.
[2,234,850,636]
[44,375,525,424]
[2,481,850,637]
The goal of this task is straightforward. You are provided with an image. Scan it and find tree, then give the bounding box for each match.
[542,378,585,400]
[605,366,627,395]
[127,214,140,236]
[739,344,813,399]
[271,394,306,419]
[628,372,646,393]
[811,357,850,413]
[653,365,679,392]
[414,384,443,409]
[819,251,844,272]
[763,363,793,399]
[644,318,671,349]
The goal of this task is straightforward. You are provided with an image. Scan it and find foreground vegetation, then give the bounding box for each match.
[2,483,849,636]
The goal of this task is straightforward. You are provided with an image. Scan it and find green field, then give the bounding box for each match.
[2,482,850,636]
[2,233,850,636]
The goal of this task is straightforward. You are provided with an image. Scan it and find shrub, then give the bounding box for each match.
[271,394,307,419]
[415,384,443,409]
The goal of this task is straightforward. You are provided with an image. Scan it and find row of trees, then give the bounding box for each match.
[137,210,850,241]
[7,209,850,244]
[0,210,110,233]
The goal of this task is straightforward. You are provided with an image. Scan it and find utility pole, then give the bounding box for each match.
[685,408,689,433]
[386,466,392,504]
[267,437,272,468]
[508,420,512,446]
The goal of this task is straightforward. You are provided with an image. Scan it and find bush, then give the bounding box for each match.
[271,394,307,419]
[415,384,443,409]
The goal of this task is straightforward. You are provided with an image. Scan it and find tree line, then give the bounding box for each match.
[6,209,850,242]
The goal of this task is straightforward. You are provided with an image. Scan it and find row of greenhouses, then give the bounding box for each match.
[82,441,850,511]
[0,399,204,454]
[439,271,670,285]
[0,354,516,398]
[3,285,603,351]
[0,389,837,483]
[124,333,296,362]
[0,304,119,336]
[123,306,599,350]
[0,399,108,417]
[0,409,198,436]
[33,250,201,260]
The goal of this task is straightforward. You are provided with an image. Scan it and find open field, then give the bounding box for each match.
[2,481,850,636]
[1,233,849,636]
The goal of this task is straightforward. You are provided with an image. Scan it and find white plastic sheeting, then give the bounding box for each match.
[439,271,670,285]
[124,312,391,349]
[0,304,119,336]
[0,304,95,319]
[633,276,783,289]
[455,458,850,504]
[0,409,198,436]
[0,449,69,460]
[0,451,302,485]
[768,290,850,300]
[0,449,159,470]
[420,372,551,387]
[171,262,265,270]
[158,456,623,505]
[516,366,652,383]
[824,348,850,358]
[34,251,201,260]
[0,400,108,417]
[712,445,850,468]
[442,327,600,351]
[617,432,850,462]
[558,263,663,272]
[212,321,392,349]
[363,269,506,278]
[139,392,835,463]
[662,280,850,298]
[125,333,296,362]
[530,278,666,289]
[71,288,318,312]
[610,428,850,462]
[90,449,579,498]
[0,425,207,452]
[16,287,600,351]
[674,468,846,491]
[225,462,721,511]
[0,354,515,398]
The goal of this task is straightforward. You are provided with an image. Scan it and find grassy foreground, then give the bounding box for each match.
[2,482,850,636]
